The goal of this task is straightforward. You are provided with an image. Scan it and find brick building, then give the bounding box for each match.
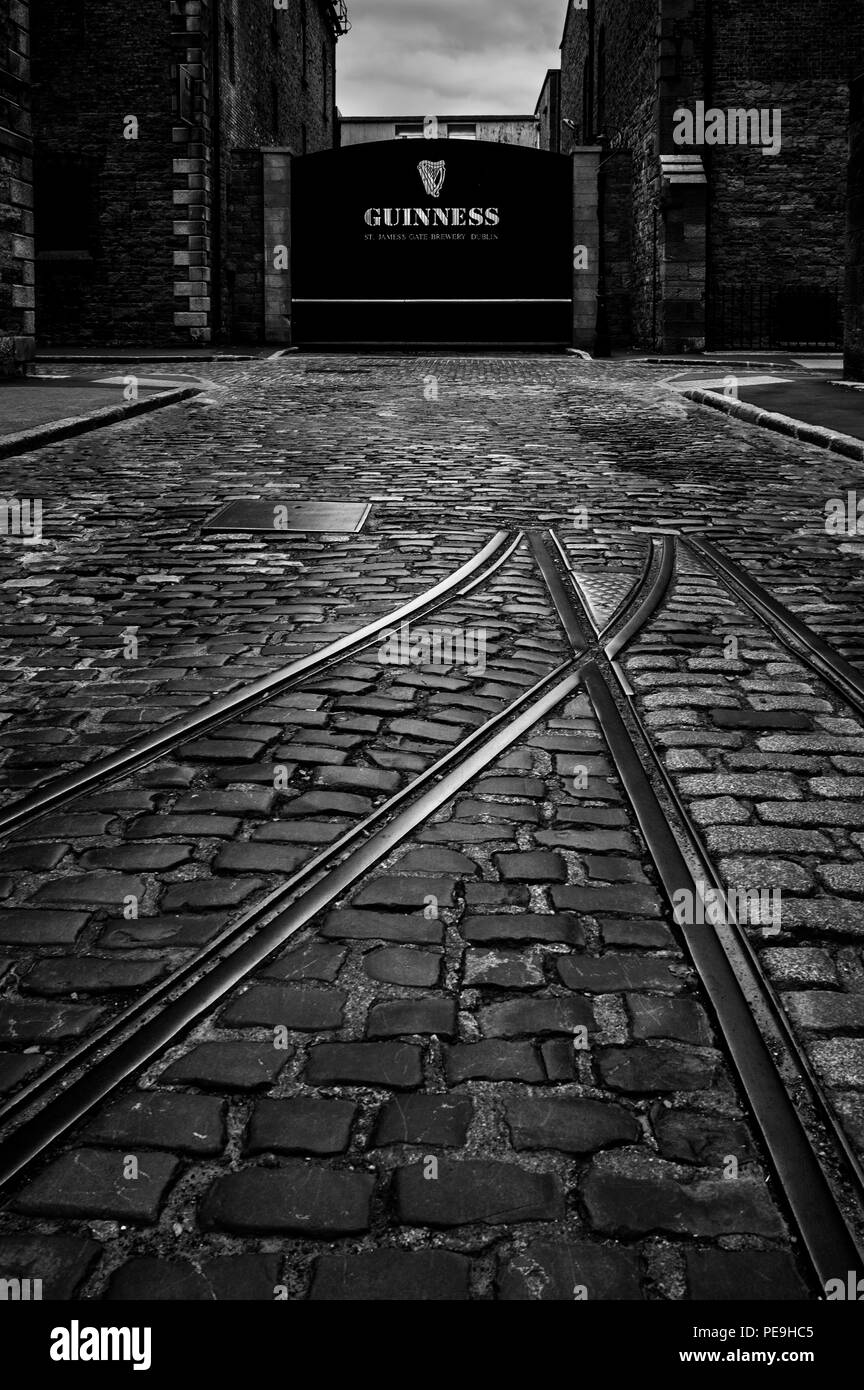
[536,71,562,156]
[29,0,348,349]
[551,0,864,353]
[339,115,538,148]
[0,0,33,375]
[847,73,864,380]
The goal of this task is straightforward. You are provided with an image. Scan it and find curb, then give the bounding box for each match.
[681,387,864,463]
[0,386,200,460]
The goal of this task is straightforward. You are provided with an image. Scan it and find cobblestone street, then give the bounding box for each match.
[1,353,863,1301]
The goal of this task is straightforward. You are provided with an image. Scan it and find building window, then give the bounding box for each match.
[596,26,606,136]
[225,19,236,85]
[447,123,477,140]
[322,45,329,121]
[35,157,96,257]
[395,123,424,139]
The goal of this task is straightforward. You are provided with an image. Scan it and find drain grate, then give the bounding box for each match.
[203,501,371,534]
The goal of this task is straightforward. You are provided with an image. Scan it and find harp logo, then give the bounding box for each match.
[418,160,446,199]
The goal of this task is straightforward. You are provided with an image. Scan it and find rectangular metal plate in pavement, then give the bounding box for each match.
[204,501,371,534]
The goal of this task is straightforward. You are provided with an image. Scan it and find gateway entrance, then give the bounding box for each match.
[290,139,587,349]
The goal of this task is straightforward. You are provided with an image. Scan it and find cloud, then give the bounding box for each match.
[336,0,565,115]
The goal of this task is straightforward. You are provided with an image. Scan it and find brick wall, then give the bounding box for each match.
[560,0,658,347]
[32,0,177,346]
[705,0,864,340]
[0,0,34,374]
[559,0,864,352]
[847,74,864,380]
[217,0,337,340]
[536,71,561,154]
[31,0,339,347]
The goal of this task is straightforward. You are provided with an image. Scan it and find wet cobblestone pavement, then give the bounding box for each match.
[0,354,863,1300]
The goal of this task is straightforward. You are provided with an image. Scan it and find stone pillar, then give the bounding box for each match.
[262,148,292,345]
[846,74,864,381]
[572,147,601,352]
[0,0,34,375]
[172,0,213,344]
[660,181,706,352]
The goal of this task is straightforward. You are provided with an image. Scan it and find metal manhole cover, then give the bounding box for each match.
[203,501,371,534]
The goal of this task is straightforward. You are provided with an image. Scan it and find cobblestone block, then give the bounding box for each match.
[200,1164,374,1236]
[583,1148,785,1237]
[214,843,309,875]
[107,1254,281,1301]
[262,941,347,982]
[31,875,145,907]
[478,997,594,1038]
[127,815,240,839]
[653,1109,755,1166]
[221,985,346,1031]
[0,1234,101,1300]
[551,885,662,916]
[161,878,262,912]
[462,914,584,946]
[13,1148,180,1223]
[366,998,457,1038]
[445,1041,545,1083]
[504,1096,639,1154]
[363,947,442,987]
[397,848,478,875]
[352,877,457,911]
[372,1094,473,1148]
[244,1097,357,1155]
[396,1159,565,1227]
[0,1001,107,1043]
[99,914,230,949]
[311,1249,470,1301]
[0,1052,45,1093]
[322,910,443,944]
[685,1249,808,1300]
[494,851,566,882]
[160,1042,290,1091]
[497,1241,642,1300]
[629,995,712,1044]
[463,949,544,989]
[83,1092,226,1155]
[22,958,168,995]
[0,910,90,945]
[761,948,838,988]
[559,956,685,993]
[597,1046,721,1093]
[305,1042,424,1089]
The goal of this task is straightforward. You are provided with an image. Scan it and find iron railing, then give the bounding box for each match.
[706,282,843,352]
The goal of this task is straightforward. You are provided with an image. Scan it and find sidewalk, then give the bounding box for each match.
[665,357,864,460]
[0,372,203,458]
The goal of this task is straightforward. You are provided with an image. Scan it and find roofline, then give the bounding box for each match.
[534,68,561,116]
[339,114,539,123]
[560,0,583,51]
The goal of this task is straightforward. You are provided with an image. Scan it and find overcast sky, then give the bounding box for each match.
[336,0,566,116]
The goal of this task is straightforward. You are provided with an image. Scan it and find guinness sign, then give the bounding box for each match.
[292,138,574,347]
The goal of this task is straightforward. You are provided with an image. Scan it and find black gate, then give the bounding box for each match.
[291,139,574,348]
